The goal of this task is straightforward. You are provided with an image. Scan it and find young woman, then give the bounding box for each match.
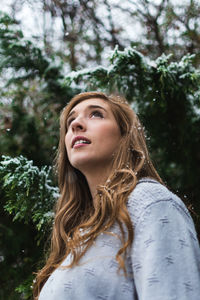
[34,91,200,300]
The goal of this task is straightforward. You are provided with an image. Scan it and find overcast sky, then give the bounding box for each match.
[0,0,143,42]
[0,0,191,42]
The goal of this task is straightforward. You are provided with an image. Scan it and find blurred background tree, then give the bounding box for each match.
[5,0,125,69]
[0,0,199,299]
[114,0,200,65]
[2,0,199,67]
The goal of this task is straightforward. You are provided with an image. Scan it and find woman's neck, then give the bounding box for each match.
[82,166,110,199]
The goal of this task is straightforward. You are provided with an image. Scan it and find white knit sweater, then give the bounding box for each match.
[39,178,200,300]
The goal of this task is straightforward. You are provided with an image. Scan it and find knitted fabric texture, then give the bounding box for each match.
[39,179,200,300]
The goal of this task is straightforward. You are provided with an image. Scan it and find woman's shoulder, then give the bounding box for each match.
[127,177,192,227]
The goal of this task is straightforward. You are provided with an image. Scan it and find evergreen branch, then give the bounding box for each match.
[0,155,59,231]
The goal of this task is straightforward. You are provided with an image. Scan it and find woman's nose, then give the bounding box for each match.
[71,117,86,132]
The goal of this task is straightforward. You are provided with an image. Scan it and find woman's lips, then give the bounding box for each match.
[71,136,91,148]
[73,143,90,149]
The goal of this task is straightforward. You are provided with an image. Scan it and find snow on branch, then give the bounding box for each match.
[0,155,59,231]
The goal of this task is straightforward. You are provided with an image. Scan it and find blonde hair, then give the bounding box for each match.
[33,92,163,299]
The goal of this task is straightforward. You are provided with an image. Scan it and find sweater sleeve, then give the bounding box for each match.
[130,197,200,300]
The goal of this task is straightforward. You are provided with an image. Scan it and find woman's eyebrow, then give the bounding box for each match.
[87,104,107,112]
[67,104,107,119]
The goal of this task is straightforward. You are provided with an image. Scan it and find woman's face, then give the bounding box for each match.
[65,98,121,173]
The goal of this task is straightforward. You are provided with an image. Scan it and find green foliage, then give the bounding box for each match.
[65,46,200,100]
[0,155,58,231]
[65,47,151,99]
[15,276,35,300]
[0,12,48,79]
[0,212,38,300]
[0,11,78,166]
[0,155,58,300]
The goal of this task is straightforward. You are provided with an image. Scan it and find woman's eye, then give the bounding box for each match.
[66,110,103,128]
[91,110,103,118]
[67,118,74,127]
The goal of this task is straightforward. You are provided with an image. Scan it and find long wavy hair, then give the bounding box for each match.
[33,91,163,299]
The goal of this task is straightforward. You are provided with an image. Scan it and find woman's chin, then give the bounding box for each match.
[71,157,95,170]
[71,158,110,174]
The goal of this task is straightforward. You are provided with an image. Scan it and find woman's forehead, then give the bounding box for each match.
[69,98,110,114]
